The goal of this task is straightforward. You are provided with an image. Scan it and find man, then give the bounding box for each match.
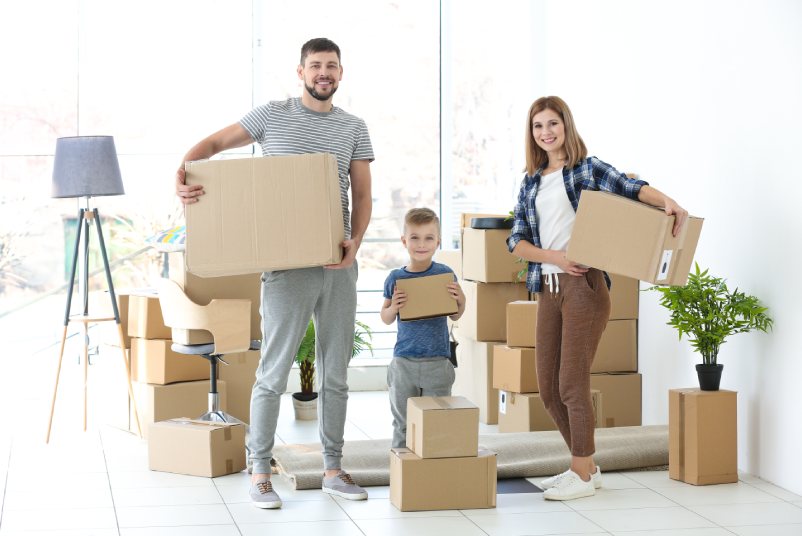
[175,37,373,509]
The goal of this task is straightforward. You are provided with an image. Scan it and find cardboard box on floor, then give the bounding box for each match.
[506,300,538,348]
[590,373,641,427]
[459,280,528,342]
[462,228,522,284]
[492,346,538,393]
[452,330,499,424]
[149,419,246,477]
[433,249,462,280]
[566,191,704,286]
[669,389,737,485]
[592,319,638,373]
[390,448,497,511]
[396,273,458,321]
[127,293,171,340]
[498,390,602,433]
[184,153,344,277]
[217,349,260,423]
[130,380,227,439]
[130,338,209,385]
[167,252,262,345]
[406,396,479,459]
[609,273,639,320]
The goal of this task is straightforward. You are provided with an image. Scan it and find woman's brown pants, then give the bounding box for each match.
[536,269,611,457]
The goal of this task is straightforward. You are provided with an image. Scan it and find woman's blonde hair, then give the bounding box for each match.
[524,96,587,175]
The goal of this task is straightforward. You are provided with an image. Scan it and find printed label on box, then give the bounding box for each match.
[499,390,508,415]
[657,250,673,281]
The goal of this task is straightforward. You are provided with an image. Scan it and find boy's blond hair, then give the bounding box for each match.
[403,208,441,236]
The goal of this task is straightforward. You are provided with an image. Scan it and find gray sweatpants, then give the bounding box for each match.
[249,263,358,474]
[387,356,455,448]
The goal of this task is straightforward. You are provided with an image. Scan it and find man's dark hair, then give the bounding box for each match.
[300,38,341,65]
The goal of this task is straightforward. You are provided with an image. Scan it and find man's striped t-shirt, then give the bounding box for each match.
[239,97,374,238]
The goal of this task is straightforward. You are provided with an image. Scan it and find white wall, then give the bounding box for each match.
[528,0,802,492]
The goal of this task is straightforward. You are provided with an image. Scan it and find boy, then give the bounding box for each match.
[380,208,466,448]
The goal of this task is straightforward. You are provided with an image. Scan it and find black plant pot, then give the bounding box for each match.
[696,364,724,391]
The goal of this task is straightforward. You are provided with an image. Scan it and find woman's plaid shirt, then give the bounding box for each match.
[506,156,649,293]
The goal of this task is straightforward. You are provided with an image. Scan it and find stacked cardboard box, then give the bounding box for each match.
[450,214,528,424]
[390,396,496,511]
[591,273,643,427]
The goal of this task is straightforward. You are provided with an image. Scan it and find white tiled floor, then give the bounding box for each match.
[2,301,802,534]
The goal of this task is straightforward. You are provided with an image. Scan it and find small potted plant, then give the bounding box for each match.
[292,319,373,420]
[648,263,773,390]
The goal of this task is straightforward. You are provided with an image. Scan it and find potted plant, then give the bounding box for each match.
[648,263,773,390]
[292,319,373,420]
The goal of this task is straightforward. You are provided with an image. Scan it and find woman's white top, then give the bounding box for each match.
[535,168,576,275]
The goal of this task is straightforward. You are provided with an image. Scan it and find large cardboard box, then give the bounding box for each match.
[130,338,210,385]
[609,273,639,320]
[506,300,538,348]
[452,332,499,424]
[592,319,638,373]
[434,249,462,280]
[127,293,171,340]
[498,390,602,432]
[130,380,226,439]
[406,396,479,459]
[396,273,458,321]
[589,373,641,427]
[390,448,497,511]
[460,280,528,342]
[148,419,246,477]
[492,346,538,393]
[184,153,344,277]
[167,252,262,345]
[217,349,259,423]
[462,228,522,283]
[669,389,737,485]
[566,191,704,285]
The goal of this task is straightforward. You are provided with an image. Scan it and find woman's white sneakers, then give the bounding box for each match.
[540,466,602,490]
[542,468,601,501]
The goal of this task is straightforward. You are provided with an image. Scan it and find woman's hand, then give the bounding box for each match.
[551,250,589,276]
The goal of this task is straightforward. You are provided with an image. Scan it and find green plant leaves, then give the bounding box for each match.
[646,262,773,364]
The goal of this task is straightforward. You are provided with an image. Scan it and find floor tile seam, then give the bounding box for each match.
[211,473,245,535]
[98,429,123,536]
[0,438,12,533]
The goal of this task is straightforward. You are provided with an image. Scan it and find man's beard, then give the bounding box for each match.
[305,81,338,102]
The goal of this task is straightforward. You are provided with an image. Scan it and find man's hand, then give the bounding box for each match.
[664,198,688,237]
[325,238,359,269]
[175,166,204,205]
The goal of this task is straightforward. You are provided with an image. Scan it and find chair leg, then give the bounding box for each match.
[118,324,142,437]
[46,326,69,443]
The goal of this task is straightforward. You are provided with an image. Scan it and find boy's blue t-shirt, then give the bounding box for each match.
[383,261,456,358]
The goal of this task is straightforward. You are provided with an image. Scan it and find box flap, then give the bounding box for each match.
[409,396,478,411]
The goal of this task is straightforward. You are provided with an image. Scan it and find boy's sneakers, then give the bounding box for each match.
[540,465,602,490]
[543,470,596,501]
[250,478,282,509]
[322,470,368,500]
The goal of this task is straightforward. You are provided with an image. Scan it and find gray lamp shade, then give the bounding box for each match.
[52,136,125,198]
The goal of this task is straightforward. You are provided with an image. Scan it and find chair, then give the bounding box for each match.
[157,278,259,423]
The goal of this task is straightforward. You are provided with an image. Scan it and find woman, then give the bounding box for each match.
[507,96,687,501]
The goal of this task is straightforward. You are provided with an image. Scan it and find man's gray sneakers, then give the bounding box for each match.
[322,470,368,500]
[250,478,282,509]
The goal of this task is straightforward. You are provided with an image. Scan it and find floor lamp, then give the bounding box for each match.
[47,135,142,442]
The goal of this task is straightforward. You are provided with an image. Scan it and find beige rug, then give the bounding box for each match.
[272,424,668,490]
